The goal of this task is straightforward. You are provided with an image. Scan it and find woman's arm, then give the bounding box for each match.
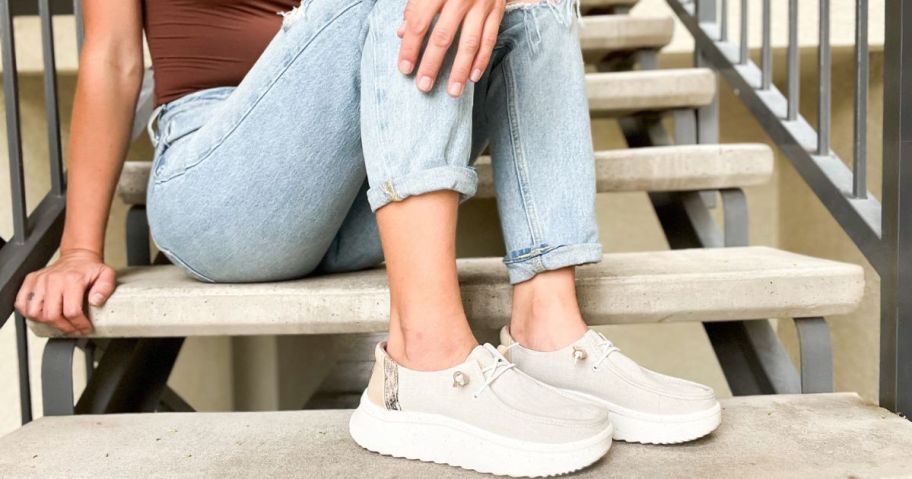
[14,0,144,335]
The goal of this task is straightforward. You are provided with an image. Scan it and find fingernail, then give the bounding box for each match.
[470,68,483,82]
[448,82,464,97]
[418,75,433,92]
[90,293,104,306]
[399,59,413,74]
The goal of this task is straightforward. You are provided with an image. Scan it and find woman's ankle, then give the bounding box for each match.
[386,322,478,371]
[510,268,589,352]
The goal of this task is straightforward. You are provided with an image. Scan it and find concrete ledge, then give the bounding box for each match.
[29,247,863,338]
[118,144,773,205]
[587,68,717,117]
[591,143,773,192]
[476,143,773,197]
[1,394,910,477]
[580,15,674,63]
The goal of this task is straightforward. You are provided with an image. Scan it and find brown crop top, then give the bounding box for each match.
[142,0,298,106]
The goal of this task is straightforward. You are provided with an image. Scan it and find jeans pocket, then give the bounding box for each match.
[151,90,232,183]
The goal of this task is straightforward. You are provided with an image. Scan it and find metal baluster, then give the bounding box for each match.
[761,0,772,89]
[15,314,32,424]
[39,0,64,195]
[853,0,869,199]
[818,0,831,155]
[739,0,748,64]
[787,0,799,121]
[1,0,27,244]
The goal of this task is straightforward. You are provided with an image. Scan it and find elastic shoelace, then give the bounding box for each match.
[474,357,516,399]
[591,333,621,371]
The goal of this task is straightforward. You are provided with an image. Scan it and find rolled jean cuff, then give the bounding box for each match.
[503,242,603,284]
[367,165,478,211]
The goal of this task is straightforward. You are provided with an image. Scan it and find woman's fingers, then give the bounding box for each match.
[469,3,503,83]
[40,274,78,335]
[63,278,93,334]
[88,265,116,307]
[14,272,37,316]
[414,0,473,92]
[398,0,504,95]
[24,274,46,319]
[398,0,443,75]
[15,251,112,336]
[447,5,487,96]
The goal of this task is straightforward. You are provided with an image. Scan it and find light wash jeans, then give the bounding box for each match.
[146,0,601,285]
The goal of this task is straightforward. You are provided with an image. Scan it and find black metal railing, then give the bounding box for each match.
[666,0,911,416]
[0,0,78,424]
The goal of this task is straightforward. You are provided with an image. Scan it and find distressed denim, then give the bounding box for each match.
[146,0,601,284]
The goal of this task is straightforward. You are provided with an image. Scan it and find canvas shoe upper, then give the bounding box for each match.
[500,327,721,445]
[349,342,613,477]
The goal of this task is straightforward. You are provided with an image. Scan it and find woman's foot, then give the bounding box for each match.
[500,327,721,445]
[350,342,613,477]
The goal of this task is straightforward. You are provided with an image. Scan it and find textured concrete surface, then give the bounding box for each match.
[118,144,773,205]
[1,394,910,478]
[580,15,674,63]
[28,247,863,338]
[587,69,716,116]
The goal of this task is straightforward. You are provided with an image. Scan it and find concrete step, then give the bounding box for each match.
[588,68,716,117]
[118,144,771,205]
[581,0,639,14]
[2,394,909,477]
[579,15,674,63]
[476,144,773,197]
[30,246,862,338]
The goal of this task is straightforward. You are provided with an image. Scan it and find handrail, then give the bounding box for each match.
[0,0,77,425]
[665,0,911,416]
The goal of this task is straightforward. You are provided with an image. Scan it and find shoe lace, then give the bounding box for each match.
[473,355,515,399]
[592,332,621,371]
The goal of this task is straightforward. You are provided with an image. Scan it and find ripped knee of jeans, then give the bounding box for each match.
[279,0,314,29]
[504,0,582,54]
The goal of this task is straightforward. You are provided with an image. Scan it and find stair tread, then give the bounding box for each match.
[118,143,772,205]
[580,15,674,62]
[2,394,909,477]
[588,68,717,116]
[477,143,773,197]
[29,246,862,338]
[582,0,639,9]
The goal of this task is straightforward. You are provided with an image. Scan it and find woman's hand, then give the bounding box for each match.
[397,0,506,97]
[14,249,117,335]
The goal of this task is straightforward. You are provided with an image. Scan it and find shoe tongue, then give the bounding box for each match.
[467,343,508,369]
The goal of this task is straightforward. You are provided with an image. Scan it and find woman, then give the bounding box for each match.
[15,0,720,475]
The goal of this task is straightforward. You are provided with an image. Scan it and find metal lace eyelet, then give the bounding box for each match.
[452,371,469,388]
[572,347,588,362]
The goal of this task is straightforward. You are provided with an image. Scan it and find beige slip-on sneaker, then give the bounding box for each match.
[349,342,613,477]
[500,327,721,445]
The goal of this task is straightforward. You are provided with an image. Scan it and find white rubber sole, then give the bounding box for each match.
[349,393,613,477]
[558,388,721,444]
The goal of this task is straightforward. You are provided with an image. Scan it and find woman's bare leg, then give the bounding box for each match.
[509,268,588,351]
[378,191,477,370]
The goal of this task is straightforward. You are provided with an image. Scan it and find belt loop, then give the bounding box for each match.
[147,104,165,147]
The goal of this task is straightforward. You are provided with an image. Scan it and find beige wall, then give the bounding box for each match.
[0,4,885,435]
